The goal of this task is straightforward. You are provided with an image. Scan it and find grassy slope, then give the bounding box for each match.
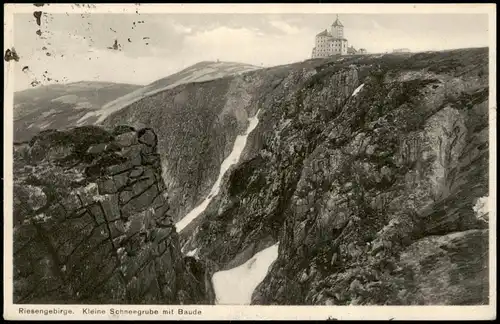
[13,82,141,142]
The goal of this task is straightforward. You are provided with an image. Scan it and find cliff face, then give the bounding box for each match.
[13,126,214,304]
[251,51,490,305]
[172,48,489,305]
[13,47,490,306]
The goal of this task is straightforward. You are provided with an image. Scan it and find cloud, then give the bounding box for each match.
[13,33,185,91]
[268,20,301,35]
[13,17,193,90]
[346,17,488,53]
[181,24,314,67]
[167,20,193,34]
[13,20,317,91]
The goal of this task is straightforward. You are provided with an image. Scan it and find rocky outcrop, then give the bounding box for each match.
[13,125,213,304]
[172,48,490,305]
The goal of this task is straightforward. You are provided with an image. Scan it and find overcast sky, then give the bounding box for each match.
[12,12,489,91]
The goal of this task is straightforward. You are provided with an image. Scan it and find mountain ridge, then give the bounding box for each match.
[13,82,142,142]
[13,61,262,143]
[77,61,263,125]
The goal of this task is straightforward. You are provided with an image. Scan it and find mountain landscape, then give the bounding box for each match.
[13,61,262,144]
[13,82,141,142]
[12,47,491,306]
[76,61,262,126]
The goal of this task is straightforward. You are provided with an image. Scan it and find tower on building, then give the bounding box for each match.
[330,14,344,38]
[311,15,349,59]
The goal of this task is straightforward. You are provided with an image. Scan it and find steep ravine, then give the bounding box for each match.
[171,48,490,305]
[102,74,267,224]
[175,109,262,233]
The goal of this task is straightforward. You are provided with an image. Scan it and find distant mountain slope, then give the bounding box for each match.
[13,81,141,142]
[77,61,262,125]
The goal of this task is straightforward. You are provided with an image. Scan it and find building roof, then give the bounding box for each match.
[331,15,344,27]
[316,29,329,37]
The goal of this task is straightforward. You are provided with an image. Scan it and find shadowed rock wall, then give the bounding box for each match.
[13,125,213,304]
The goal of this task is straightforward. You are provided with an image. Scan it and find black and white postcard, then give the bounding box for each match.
[3,3,496,321]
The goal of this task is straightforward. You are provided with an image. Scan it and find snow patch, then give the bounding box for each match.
[351,83,364,97]
[175,110,261,232]
[212,243,279,305]
[51,94,80,104]
[39,121,53,130]
[40,109,58,118]
[26,185,46,210]
[33,213,51,222]
[186,248,199,257]
[93,194,108,203]
[75,101,93,109]
[473,195,489,223]
[84,182,98,192]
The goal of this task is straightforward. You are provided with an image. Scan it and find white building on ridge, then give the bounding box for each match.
[311,15,349,58]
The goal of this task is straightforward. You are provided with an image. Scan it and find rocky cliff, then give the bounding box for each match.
[170,48,488,305]
[13,126,214,304]
[13,47,491,306]
[250,50,490,305]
